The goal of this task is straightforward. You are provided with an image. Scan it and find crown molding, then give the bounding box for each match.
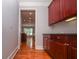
[19,1,52,7]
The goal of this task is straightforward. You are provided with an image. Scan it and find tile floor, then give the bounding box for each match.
[14,42,52,59]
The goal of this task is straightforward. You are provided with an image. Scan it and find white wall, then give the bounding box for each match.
[20,6,77,49]
[50,20,77,33]
[2,0,19,58]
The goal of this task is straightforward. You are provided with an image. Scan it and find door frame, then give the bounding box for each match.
[18,8,37,49]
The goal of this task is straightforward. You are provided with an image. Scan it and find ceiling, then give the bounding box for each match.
[21,10,35,25]
[19,0,52,7]
[20,0,51,2]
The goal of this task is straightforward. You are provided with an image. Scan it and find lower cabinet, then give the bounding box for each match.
[49,41,67,59]
[43,34,77,59]
[43,34,50,51]
[68,46,77,59]
[53,42,67,59]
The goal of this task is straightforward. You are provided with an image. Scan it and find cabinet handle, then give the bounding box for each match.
[64,43,67,46]
[49,39,53,41]
[64,43,69,46]
[49,40,53,42]
[66,44,69,46]
[57,36,60,39]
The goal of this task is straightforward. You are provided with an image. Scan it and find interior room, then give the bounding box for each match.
[21,10,35,49]
[2,0,77,59]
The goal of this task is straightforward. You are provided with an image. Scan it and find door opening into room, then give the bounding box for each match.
[21,10,35,49]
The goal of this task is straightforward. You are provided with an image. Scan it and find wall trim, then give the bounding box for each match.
[19,8,37,50]
[36,46,44,50]
[18,8,21,49]
[7,46,19,59]
[19,1,52,7]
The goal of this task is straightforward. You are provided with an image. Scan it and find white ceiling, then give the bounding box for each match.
[19,0,52,7]
[20,0,52,2]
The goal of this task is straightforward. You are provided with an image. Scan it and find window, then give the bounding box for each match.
[23,28,33,36]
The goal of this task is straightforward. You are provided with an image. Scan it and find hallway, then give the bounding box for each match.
[14,43,52,59]
[2,0,77,58]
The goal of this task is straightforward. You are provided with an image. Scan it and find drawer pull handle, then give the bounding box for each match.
[57,36,60,39]
[64,43,69,46]
[66,44,69,46]
[64,43,67,46]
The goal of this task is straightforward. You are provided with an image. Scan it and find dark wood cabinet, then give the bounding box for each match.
[43,34,77,59]
[21,33,27,42]
[43,35,50,51]
[43,36,48,50]
[48,0,60,25]
[48,0,77,25]
[60,0,77,20]
[68,46,77,59]
[67,35,77,59]
[48,1,53,25]
[70,0,77,16]
[53,42,67,59]
[50,0,60,24]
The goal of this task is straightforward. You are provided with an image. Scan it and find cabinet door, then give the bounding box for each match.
[43,36,46,50]
[55,42,68,59]
[49,40,58,59]
[60,0,77,20]
[50,42,68,59]
[52,0,60,24]
[70,0,77,16]
[43,37,48,50]
[48,2,53,25]
[60,0,71,20]
[48,0,60,25]
[68,46,77,59]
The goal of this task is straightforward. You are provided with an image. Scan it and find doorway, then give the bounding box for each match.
[21,10,35,49]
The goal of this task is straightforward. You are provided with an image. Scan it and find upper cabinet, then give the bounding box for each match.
[48,0,77,25]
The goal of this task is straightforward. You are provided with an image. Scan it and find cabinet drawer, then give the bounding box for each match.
[51,35,67,43]
[50,42,67,59]
[67,35,77,48]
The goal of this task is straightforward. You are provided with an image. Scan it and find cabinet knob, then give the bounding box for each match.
[57,36,60,39]
[64,43,69,46]
[49,39,53,41]
[66,44,69,46]
[64,43,67,46]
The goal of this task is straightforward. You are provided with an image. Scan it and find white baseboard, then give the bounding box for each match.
[35,46,44,50]
[7,46,19,59]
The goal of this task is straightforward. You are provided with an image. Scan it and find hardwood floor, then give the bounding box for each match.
[14,42,52,59]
